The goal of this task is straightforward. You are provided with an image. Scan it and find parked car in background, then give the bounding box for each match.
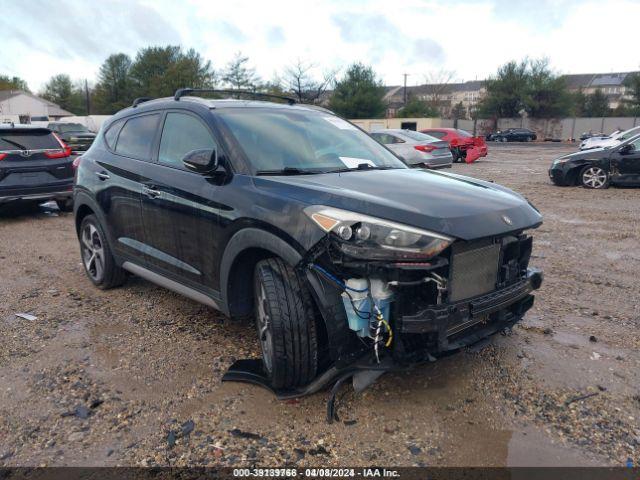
[579,131,605,141]
[420,127,488,163]
[73,89,543,392]
[579,126,640,151]
[487,128,537,142]
[0,124,74,210]
[370,129,452,168]
[549,134,640,189]
[47,122,96,152]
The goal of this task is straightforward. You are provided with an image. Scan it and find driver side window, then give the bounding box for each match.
[159,112,216,169]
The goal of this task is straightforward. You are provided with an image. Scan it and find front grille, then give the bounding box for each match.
[448,242,500,302]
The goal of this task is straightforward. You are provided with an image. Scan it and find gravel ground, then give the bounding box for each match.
[0,143,638,467]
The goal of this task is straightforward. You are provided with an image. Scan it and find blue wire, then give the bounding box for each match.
[309,264,369,292]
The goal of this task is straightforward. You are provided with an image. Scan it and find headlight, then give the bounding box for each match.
[304,206,453,260]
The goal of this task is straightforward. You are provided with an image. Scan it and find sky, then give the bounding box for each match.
[1,0,639,92]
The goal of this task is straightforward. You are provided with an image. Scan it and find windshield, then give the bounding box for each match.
[215,107,407,173]
[56,123,89,133]
[400,130,439,142]
[0,131,59,151]
[456,129,473,137]
[617,127,640,141]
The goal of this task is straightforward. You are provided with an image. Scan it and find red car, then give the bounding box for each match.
[420,128,488,163]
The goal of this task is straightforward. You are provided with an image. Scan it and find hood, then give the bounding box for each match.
[582,137,617,148]
[254,169,542,240]
[557,148,610,162]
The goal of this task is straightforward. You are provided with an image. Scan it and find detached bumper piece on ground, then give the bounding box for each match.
[223,232,543,420]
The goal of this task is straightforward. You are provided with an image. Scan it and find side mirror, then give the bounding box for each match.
[182,148,218,174]
[618,144,633,155]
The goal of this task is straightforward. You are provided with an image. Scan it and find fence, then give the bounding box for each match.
[351,116,640,140]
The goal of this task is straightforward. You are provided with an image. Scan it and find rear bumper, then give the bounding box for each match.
[0,183,73,204]
[400,268,543,352]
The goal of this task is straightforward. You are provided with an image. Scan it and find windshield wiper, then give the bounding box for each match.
[0,138,28,150]
[323,164,400,174]
[256,167,324,176]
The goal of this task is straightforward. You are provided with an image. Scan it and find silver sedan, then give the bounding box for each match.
[370,129,453,169]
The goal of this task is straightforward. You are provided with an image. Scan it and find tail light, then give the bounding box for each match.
[0,153,6,161]
[46,133,72,159]
[414,145,436,153]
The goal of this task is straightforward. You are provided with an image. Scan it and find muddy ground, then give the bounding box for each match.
[0,143,638,467]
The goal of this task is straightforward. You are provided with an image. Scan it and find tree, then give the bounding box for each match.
[40,74,86,114]
[623,72,640,116]
[571,88,588,116]
[479,60,530,118]
[329,63,386,119]
[221,52,259,90]
[526,59,571,118]
[397,94,438,118]
[451,101,466,126]
[282,59,336,104]
[583,89,610,117]
[0,75,30,92]
[479,58,571,119]
[129,46,215,98]
[422,69,455,112]
[92,53,134,114]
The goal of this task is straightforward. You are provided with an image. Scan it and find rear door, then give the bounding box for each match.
[140,110,220,288]
[97,113,161,261]
[0,128,73,197]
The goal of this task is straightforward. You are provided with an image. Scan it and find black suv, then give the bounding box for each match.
[74,89,543,392]
[0,124,74,210]
[47,122,96,152]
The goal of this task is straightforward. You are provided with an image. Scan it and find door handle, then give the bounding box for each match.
[142,186,162,199]
[96,171,110,180]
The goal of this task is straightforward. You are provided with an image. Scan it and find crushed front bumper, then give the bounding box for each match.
[399,268,543,352]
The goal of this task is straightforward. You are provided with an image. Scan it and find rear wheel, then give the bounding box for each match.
[254,258,318,389]
[500,136,508,143]
[580,166,609,189]
[79,215,126,289]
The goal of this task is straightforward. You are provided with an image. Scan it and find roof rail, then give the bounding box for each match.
[174,88,297,105]
[132,97,154,108]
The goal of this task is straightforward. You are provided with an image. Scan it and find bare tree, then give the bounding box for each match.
[422,69,456,114]
[282,59,338,104]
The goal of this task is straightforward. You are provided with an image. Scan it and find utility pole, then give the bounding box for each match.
[84,79,90,115]
[403,73,410,105]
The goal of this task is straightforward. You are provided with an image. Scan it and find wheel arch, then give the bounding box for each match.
[220,227,304,319]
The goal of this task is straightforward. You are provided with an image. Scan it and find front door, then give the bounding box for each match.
[140,110,220,289]
[611,137,640,184]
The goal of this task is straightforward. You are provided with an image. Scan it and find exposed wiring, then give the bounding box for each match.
[308,264,369,292]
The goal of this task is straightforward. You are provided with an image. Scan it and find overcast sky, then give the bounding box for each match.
[1,0,639,92]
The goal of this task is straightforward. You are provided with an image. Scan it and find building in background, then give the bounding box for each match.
[0,90,73,124]
[562,72,637,110]
[384,71,638,119]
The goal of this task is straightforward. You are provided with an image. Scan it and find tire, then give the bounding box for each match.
[580,165,610,189]
[500,136,508,143]
[254,257,318,389]
[56,198,73,212]
[79,214,127,289]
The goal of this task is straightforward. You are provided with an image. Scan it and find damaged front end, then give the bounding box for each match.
[301,206,542,378]
[223,205,542,415]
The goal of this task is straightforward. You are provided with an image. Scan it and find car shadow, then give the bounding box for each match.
[0,201,63,219]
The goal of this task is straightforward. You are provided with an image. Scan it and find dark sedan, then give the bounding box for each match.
[549,134,640,188]
[487,128,537,142]
[47,122,96,152]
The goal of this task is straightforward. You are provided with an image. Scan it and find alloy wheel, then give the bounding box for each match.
[582,167,608,188]
[81,223,105,281]
[256,284,274,373]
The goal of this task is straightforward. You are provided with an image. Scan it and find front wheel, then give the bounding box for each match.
[254,258,318,389]
[500,136,508,142]
[580,166,610,189]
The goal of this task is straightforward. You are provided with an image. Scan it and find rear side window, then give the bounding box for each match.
[115,114,160,159]
[427,130,445,139]
[0,130,59,150]
[104,119,124,150]
[158,113,216,168]
[402,130,438,142]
